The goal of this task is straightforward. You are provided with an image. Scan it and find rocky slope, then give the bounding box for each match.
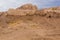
[0,4,60,40]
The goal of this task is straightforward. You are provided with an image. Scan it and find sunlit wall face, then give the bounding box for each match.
[0,0,60,11]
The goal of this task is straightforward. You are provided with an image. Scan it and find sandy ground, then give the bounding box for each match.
[0,15,60,40]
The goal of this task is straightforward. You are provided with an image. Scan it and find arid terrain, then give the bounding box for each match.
[0,4,60,40]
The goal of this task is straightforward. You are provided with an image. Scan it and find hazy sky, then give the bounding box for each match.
[0,0,60,11]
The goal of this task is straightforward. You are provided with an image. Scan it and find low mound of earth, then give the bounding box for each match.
[0,4,60,40]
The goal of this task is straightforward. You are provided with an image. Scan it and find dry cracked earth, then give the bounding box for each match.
[0,4,60,40]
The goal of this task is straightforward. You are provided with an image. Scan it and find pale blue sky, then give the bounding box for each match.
[0,0,60,11]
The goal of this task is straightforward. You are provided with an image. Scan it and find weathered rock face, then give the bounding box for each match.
[17,4,37,10]
[35,7,60,18]
[2,4,60,18]
[7,4,37,16]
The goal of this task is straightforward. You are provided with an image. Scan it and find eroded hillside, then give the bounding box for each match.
[0,4,60,40]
